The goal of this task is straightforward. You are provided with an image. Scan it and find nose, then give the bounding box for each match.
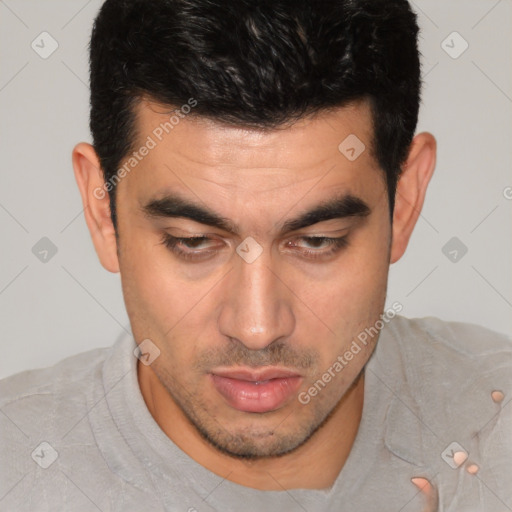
[217,245,295,351]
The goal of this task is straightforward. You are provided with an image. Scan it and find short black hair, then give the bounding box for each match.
[89,0,422,230]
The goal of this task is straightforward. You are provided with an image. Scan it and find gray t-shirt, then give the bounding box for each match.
[1,315,511,511]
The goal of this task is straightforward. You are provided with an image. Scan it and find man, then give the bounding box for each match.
[1,0,510,510]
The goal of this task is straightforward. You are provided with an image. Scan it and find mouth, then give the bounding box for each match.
[209,367,303,413]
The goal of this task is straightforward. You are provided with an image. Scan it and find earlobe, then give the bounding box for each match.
[390,132,437,264]
[72,142,120,273]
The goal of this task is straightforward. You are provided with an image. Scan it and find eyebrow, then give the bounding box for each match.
[141,191,371,236]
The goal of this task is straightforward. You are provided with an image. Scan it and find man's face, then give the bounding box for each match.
[116,98,392,458]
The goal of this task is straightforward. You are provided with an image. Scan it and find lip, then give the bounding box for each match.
[210,367,303,413]
[212,367,301,382]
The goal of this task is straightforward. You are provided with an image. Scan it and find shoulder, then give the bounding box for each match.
[380,314,512,412]
[0,345,112,404]
[0,339,146,510]
[0,345,115,503]
[376,316,512,506]
[380,313,512,413]
[383,314,512,366]
[0,344,113,439]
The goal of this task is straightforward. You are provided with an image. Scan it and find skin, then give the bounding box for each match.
[412,477,438,512]
[72,97,436,492]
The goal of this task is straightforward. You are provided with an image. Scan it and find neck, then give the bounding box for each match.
[138,362,365,490]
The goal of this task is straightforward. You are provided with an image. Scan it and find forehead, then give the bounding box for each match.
[120,97,384,213]
[132,97,377,169]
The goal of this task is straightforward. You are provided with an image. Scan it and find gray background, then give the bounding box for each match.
[0,0,511,379]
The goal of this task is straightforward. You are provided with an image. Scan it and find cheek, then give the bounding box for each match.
[303,222,389,314]
[119,230,192,338]
[295,224,390,367]
[119,232,221,370]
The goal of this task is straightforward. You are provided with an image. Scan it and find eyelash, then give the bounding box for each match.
[160,234,349,262]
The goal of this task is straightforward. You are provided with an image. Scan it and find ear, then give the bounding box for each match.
[72,142,120,273]
[390,132,436,264]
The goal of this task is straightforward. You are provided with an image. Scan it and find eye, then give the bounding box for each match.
[160,233,349,262]
[285,236,349,260]
[160,234,221,262]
